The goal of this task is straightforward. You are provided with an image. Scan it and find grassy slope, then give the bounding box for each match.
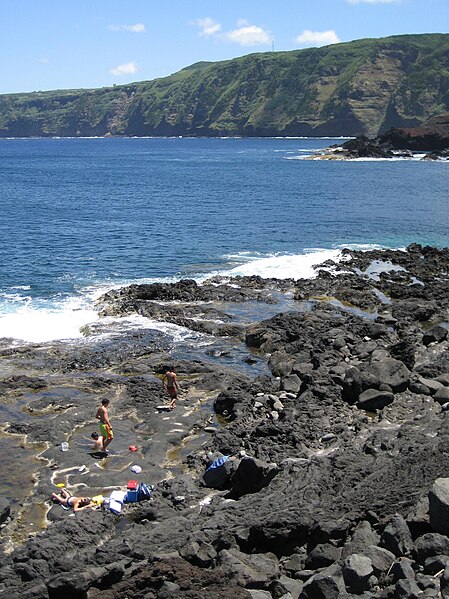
[0,33,448,137]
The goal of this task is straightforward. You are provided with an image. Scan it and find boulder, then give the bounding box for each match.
[283,553,304,573]
[395,578,421,598]
[342,367,362,403]
[417,376,444,395]
[436,374,449,386]
[362,545,395,576]
[429,478,449,535]
[380,514,413,557]
[367,359,410,393]
[300,563,346,599]
[0,496,11,525]
[441,563,449,599]
[342,521,380,559]
[305,543,342,569]
[278,574,304,599]
[423,325,448,346]
[247,591,272,599]
[415,533,449,564]
[423,554,449,575]
[391,557,416,582]
[309,519,351,548]
[416,572,441,594]
[356,388,394,411]
[342,553,375,594]
[229,457,279,498]
[179,541,217,568]
[281,375,301,394]
[202,455,236,489]
[217,548,279,587]
[47,567,105,599]
[434,387,449,405]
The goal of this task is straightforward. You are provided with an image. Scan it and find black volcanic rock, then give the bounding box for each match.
[3,243,449,598]
[380,113,449,151]
[334,113,449,159]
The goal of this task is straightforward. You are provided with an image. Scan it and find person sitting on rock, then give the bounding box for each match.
[51,488,94,512]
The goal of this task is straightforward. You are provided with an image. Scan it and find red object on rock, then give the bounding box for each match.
[129,445,137,452]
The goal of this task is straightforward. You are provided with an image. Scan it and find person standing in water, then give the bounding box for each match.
[95,398,113,453]
[162,367,180,410]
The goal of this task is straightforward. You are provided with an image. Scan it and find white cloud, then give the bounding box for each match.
[295,30,341,47]
[108,23,146,33]
[192,17,270,47]
[225,24,271,46]
[347,0,402,4]
[38,57,50,64]
[192,18,221,37]
[109,62,138,76]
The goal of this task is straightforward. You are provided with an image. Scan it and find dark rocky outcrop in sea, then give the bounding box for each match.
[321,113,449,160]
[1,243,449,598]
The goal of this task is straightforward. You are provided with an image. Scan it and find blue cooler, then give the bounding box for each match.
[125,489,138,503]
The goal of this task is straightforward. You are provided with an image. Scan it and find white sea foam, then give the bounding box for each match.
[0,245,386,343]
[0,304,99,343]
[212,248,350,280]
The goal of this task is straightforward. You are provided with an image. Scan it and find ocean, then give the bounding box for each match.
[0,136,448,343]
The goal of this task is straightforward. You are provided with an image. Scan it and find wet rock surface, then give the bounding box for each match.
[1,244,449,597]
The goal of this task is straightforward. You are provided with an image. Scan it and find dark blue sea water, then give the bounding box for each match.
[0,136,448,341]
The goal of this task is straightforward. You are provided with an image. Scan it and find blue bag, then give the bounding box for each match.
[205,455,230,471]
[137,483,154,501]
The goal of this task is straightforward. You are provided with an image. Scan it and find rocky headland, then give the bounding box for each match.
[1,244,449,598]
[315,113,449,161]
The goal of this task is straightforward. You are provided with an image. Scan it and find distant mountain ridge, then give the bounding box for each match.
[1,33,448,138]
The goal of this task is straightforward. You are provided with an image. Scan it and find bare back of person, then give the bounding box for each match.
[162,369,179,409]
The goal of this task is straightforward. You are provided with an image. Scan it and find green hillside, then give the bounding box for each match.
[1,33,448,137]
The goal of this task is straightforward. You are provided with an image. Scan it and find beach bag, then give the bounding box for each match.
[137,483,154,501]
[206,455,230,471]
[106,490,127,514]
[203,455,232,489]
[110,490,127,503]
[108,499,122,515]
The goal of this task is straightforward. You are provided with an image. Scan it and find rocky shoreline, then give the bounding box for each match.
[313,113,449,161]
[1,244,449,598]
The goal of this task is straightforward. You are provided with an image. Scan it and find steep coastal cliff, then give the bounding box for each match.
[0,33,448,138]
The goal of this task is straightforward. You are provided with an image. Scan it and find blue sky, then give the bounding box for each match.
[1,0,448,94]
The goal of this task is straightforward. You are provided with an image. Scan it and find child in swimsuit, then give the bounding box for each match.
[91,432,104,452]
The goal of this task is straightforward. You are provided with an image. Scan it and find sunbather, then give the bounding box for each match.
[51,488,94,511]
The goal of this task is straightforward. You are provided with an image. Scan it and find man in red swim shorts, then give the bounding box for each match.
[162,366,179,410]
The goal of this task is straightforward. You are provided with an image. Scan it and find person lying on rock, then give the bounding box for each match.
[51,488,95,511]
